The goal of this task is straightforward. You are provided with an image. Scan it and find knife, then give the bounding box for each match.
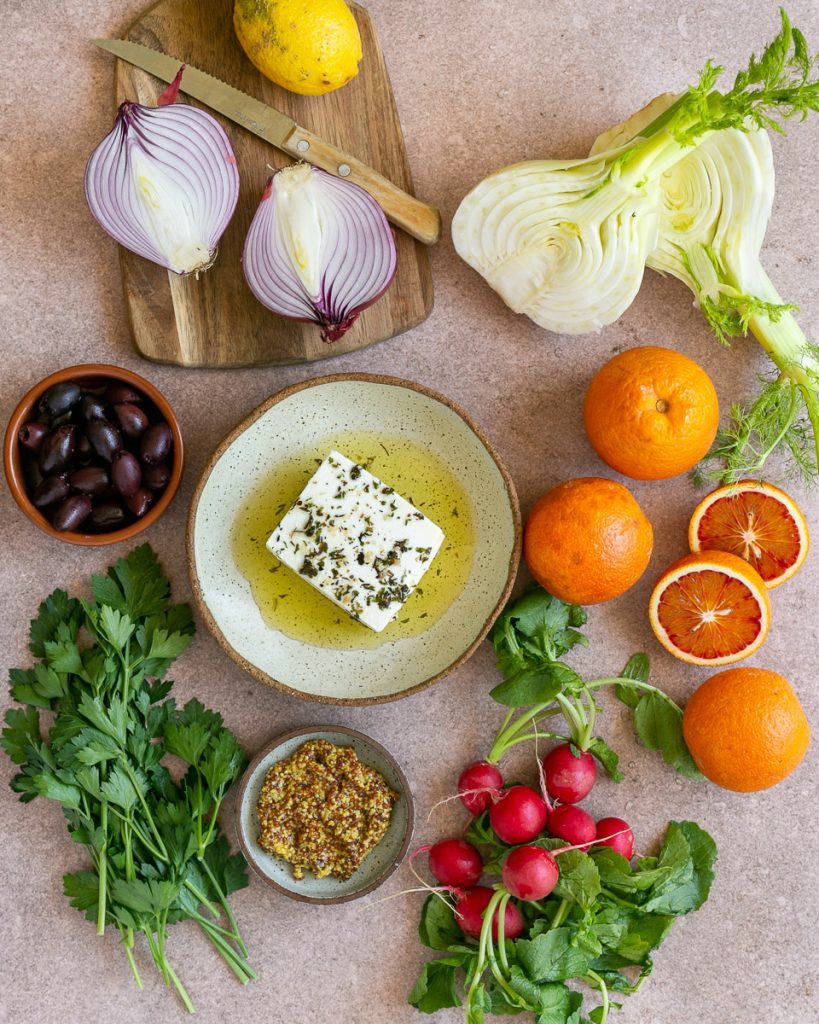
[92,38,442,246]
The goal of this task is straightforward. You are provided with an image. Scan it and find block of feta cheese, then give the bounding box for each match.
[266,451,445,632]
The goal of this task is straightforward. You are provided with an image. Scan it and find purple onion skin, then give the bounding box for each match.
[86,419,123,462]
[142,461,170,491]
[18,422,49,452]
[113,403,149,439]
[39,425,76,474]
[84,99,240,275]
[52,495,93,532]
[139,422,172,465]
[125,487,154,518]
[32,474,70,508]
[111,451,142,498]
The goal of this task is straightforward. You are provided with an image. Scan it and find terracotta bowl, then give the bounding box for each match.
[235,726,414,904]
[4,364,184,546]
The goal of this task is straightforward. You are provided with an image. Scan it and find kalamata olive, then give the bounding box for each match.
[38,380,81,419]
[142,460,170,491]
[106,383,143,405]
[69,465,110,496]
[18,421,49,451]
[125,487,154,518]
[139,422,172,465]
[79,392,108,421]
[88,500,127,531]
[113,403,149,439]
[111,451,142,497]
[23,460,44,493]
[75,432,93,464]
[32,474,70,508]
[39,425,76,474]
[86,419,122,462]
[52,494,92,532]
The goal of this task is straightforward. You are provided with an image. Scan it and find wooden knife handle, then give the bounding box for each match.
[282,126,442,246]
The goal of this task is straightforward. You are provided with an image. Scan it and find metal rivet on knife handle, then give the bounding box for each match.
[338,164,351,177]
[296,139,310,152]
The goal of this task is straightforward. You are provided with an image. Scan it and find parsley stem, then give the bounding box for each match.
[197,854,249,957]
[97,800,108,936]
[117,924,143,990]
[120,759,169,860]
[197,921,256,983]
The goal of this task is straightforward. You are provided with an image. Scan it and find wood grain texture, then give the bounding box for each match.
[114,0,433,367]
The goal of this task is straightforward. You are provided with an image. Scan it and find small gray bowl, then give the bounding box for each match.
[235,726,414,904]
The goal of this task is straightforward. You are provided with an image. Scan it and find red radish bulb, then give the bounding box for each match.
[548,804,597,850]
[458,761,503,815]
[596,817,635,859]
[455,886,524,940]
[542,744,597,803]
[502,845,559,901]
[427,839,483,888]
[489,785,548,844]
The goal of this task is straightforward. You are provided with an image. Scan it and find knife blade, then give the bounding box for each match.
[92,38,441,246]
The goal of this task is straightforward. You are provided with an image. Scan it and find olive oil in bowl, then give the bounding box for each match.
[231,431,476,650]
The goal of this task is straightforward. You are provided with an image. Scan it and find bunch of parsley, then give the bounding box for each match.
[485,587,701,779]
[411,820,717,1023]
[1,545,253,1012]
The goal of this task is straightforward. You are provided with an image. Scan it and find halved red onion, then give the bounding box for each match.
[242,164,397,342]
[84,69,240,276]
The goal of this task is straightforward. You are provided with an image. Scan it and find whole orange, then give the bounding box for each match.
[682,667,810,792]
[584,346,719,480]
[523,477,653,605]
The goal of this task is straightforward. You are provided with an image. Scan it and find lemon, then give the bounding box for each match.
[234,0,363,96]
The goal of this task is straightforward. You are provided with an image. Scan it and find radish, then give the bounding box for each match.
[548,803,596,850]
[501,845,559,901]
[489,785,548,844]
[596,816,635,859]
[458,761,503,814]
[455,885,524,940]
[426,839,483,888]
[542,744,597,803]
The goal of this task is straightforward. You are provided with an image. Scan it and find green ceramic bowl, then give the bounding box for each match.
[234,726,414,904]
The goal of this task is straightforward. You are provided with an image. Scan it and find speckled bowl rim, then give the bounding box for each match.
[186,372,522,706]
[3,363,184,546]
[233,725,414,905]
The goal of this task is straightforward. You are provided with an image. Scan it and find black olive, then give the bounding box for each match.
[86,419,122,462]
[75,432,94,464]
[32,474,70,508]
[18,422,49,452]
[87,500,128,531]
[125,487,154,518]
[142,461,170,491]
[79,392,108,421]
[139,422,172,465]
[111,451,142,498]
[38,381,81,419]
[39,425,76,474]
[52,494,92,532]
[69,465,110,496]
[113,403,149,440]
[105,383,143,406]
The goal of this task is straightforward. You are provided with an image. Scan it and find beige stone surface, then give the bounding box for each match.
[1,1,818,1022]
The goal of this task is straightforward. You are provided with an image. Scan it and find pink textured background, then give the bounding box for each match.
[1,2,817,1022]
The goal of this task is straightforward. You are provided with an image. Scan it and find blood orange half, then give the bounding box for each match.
[648,551,771,665]
[688,480,809,588]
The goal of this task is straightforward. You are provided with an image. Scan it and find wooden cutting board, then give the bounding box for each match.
[114,0,433,367]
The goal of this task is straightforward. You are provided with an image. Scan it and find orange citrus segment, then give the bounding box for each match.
[689,480,809,588]
[649,551,771,666]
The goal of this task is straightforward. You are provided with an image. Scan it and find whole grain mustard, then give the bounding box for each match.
[256,739,398,880]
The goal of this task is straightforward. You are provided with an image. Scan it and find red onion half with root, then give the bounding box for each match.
[84,68,240,276]
[242,164,397,342]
